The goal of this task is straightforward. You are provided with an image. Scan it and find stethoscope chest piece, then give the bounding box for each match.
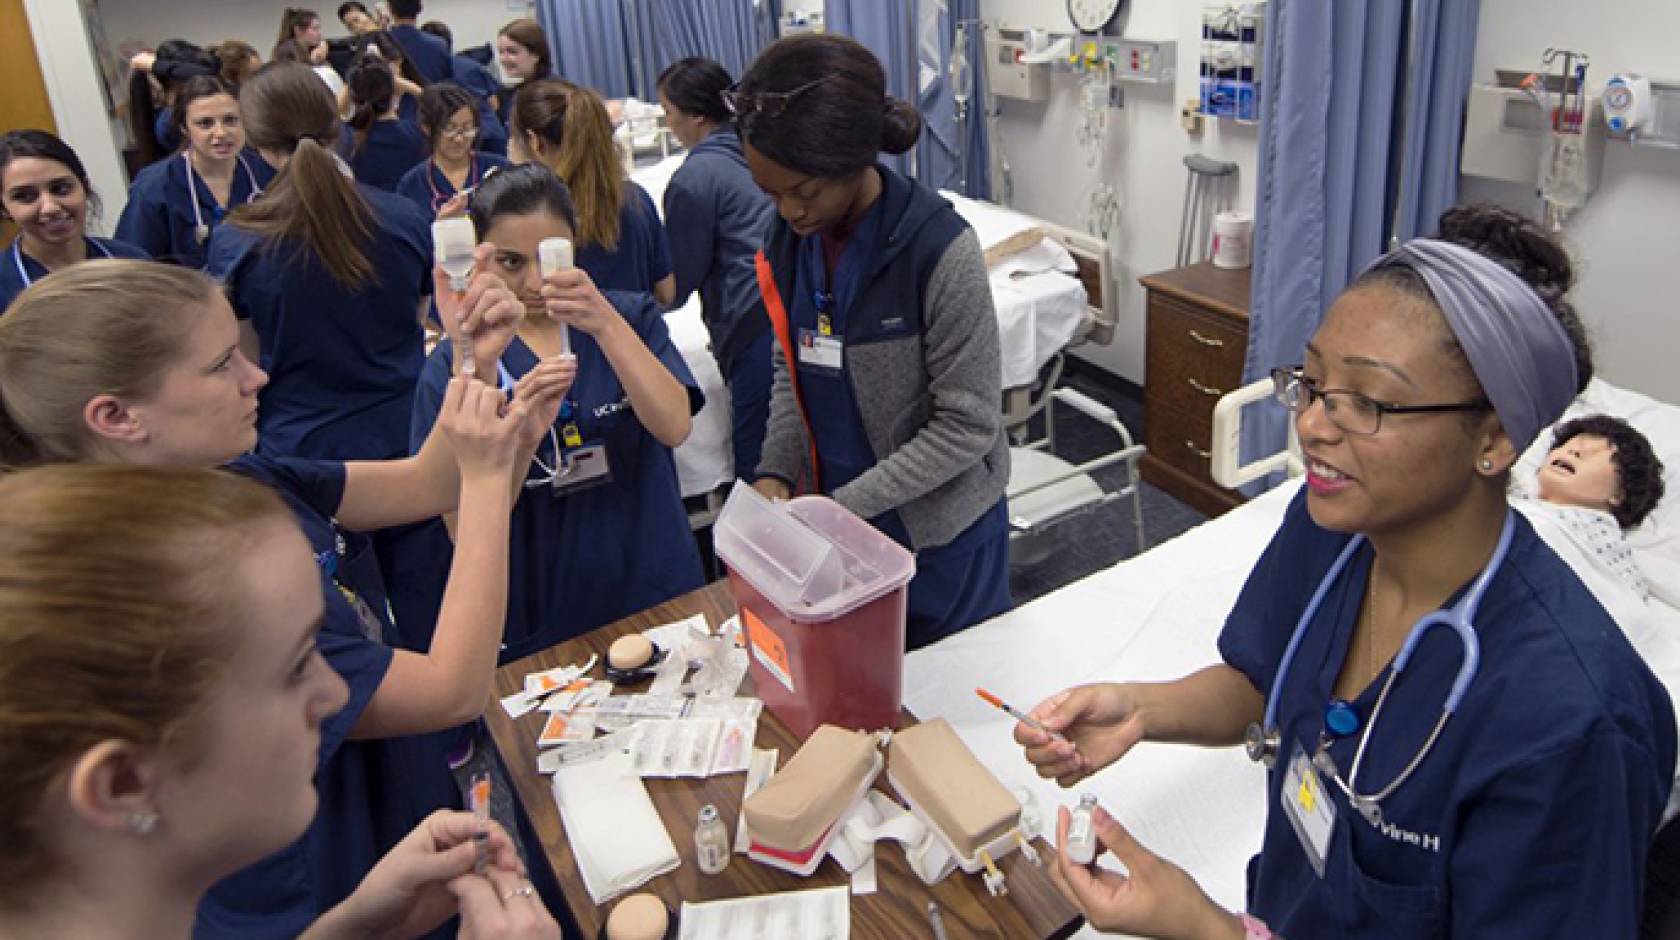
[1245,721,1279,768]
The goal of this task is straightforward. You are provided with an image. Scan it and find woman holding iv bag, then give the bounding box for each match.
[1012,206,1675,938]
[412,163,704,663]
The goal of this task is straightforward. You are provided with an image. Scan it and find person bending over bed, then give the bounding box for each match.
[0,464,558,940]
[1014,204,1676,938]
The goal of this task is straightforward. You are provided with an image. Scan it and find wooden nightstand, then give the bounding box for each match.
[1139,262,1252,516]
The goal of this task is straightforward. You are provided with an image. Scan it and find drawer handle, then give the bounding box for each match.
[1187,329,1225,348]
[1184,440,1212,460]
[1186,377,1223,397]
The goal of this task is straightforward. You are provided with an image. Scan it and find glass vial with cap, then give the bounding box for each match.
[537,237,575,357]
[694,803,730,874]
[432,217,477,293]
[1065,793,1099,865]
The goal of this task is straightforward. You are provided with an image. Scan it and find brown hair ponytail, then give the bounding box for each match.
[229,62,376,289]
[511,79,624,251]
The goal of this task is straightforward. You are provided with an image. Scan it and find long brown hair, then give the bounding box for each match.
[276,7,319,47]
[228,62,376,288]
[498,18,552,81]
[0,464,288,910]
[0,260,214,469]
[511,79,623,251]
[209,39,261,91]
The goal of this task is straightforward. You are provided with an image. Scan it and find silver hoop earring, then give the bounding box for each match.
[128,811,159,835]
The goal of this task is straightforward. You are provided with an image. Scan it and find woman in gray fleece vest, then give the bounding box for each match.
[736,34,1011,650]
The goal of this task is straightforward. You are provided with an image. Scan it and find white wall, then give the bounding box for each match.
[95,0,533,60]
[1463,0,1680,401]
[980,0,1259,384]
[24,0,132,231]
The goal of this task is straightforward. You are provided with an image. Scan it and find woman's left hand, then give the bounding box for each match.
[327,810,524,940]
[1045,805,1244,940]
[541,267,622,339]
[435,244,524,376]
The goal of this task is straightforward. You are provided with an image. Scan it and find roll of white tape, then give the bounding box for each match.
[1211,210,1254,270]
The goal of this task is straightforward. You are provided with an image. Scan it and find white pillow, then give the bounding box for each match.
[1512,377,1680,607]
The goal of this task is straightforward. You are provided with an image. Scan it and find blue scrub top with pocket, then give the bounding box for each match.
[206,185,430,461]
[115,151,275,269]
[346,119,429,192]
[196,454,403,939]
[1218,488,1675,937]
[788,204,1010,650]
[408,291,705,663]
[394,150,507,219]
[0,235,151,313]
[575,181,672,296]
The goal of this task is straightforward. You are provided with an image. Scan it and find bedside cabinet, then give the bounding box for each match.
[1138,262,1252,516]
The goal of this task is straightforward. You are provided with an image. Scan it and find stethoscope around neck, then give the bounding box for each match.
[492,357,581,490]
[184,151,262,245]
[427,154,484,214]
[12,236,112,288]
[1243,510,1515,827]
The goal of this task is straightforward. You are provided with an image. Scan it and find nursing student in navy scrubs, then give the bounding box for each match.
[117,76,275,269]
[0,130,148,313]
[740,36,1011,650]
[384,0,452,84]
[343,54,428,192]
[509,79,675,305]
[418,19,510,157]
[494,18,552,128]
[206,62,446,647]
[411,163,704,662]
[0,258,571,938]
[657,57,775,480]
[1014,206,1676,938]
[395,82,507,220]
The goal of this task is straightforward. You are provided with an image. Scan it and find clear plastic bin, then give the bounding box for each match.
[712,481,916,740]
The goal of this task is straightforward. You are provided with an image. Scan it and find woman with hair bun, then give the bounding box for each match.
[740,33,1011,650]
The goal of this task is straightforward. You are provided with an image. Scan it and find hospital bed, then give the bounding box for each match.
[901,376,1680,939]
[626,155,1114,512]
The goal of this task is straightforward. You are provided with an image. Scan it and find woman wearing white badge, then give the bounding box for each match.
[1014,206,1675,938]
[117,76,274,270]
[0,130,149,314]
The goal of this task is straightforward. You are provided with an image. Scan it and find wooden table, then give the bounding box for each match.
[484,582,1084,940]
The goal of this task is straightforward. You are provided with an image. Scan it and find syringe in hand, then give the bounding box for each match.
[432,217,479,377]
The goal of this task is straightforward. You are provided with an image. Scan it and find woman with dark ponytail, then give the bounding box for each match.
[657,56,775,483]
[344,51,428,191]
[740,34,1010,650]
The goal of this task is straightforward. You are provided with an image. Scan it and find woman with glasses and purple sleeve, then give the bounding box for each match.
[1010,204,1675,939]
[396,83,507,220]
[738,34,1011,651]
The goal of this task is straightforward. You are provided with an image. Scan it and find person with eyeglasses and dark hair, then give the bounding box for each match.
[656,56,775,484]
[1012,204,1674,939]
[418,20,508,157]
[738,34,1010,651]
[395,82,507,219]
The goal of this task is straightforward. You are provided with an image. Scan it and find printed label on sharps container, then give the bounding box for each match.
[741,607,795,693]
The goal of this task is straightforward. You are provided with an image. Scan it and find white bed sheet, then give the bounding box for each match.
[903,481,1299,938]
[629,156,1089,496]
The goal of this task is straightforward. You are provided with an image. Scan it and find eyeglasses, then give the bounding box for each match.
[1270,367,1490,436]
[720,76,834,122]
[441,123,478,139]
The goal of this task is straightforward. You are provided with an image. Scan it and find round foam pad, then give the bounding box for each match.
[604,893,668,940]
[608,634,655,671]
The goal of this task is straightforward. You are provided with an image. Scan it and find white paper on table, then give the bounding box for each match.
[678,885,849,940]
[735,748,778,853]
[551,751,679,906]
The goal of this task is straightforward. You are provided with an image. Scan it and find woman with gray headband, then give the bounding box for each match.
[1012,205,1675,938]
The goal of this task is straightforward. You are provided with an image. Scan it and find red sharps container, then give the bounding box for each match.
[713,482,916,741]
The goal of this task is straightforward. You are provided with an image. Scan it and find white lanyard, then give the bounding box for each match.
[12,237,113,288]
[184,152,262,244]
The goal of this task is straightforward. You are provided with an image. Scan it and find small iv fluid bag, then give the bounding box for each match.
[432,217,476,292]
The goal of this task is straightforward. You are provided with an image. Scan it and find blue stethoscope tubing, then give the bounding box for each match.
[1249,509,1515,814]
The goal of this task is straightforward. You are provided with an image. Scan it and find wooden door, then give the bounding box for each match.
[0,0,57,243]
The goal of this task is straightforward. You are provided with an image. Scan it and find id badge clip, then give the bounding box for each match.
[797,327,843,372]
[549,442,612,498]
[1280,740,1336,878]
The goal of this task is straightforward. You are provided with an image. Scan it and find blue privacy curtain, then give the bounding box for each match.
[825,0,915,175]
[1238,0,1479,481]
[624,0,782,100]
[537,0,636,99]
[910,0,990,197]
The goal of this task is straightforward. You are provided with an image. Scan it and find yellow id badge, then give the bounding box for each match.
[561,423,583,448]
[1281,741,1336,878]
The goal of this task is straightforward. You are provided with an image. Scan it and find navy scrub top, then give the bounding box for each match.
[575,181,672,296]
[154,106,182,155]
[448,57,510,157]
[0,235,151,313]
[388,24,453,84]
[206,185,430,461]
[394,150,507,219]
[196,454,398,939]
[115,152,275,269]
[789,207,1010,649]
[408,291,705,663]
[347,119,429,192]
[1219,488,1676,937]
